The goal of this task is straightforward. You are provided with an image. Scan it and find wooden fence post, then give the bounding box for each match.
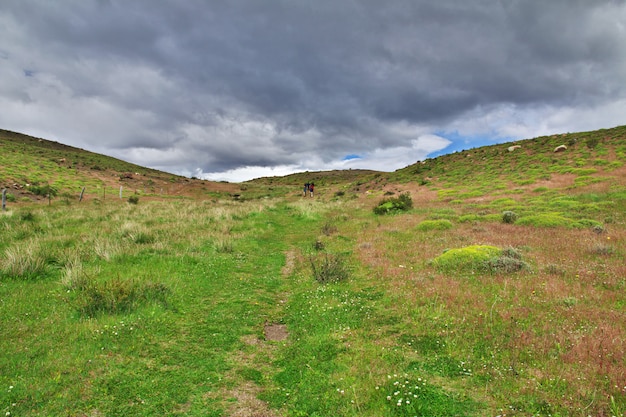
[2,188,6,211]
[79,187,86,202]
[119,186,123,199]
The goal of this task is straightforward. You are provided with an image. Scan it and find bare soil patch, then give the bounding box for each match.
[263,324,288,341]
[228,383,280,417]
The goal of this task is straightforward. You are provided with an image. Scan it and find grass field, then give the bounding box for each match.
[1,127,626,416]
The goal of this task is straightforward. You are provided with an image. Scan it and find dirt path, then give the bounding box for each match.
[222,249,297,417]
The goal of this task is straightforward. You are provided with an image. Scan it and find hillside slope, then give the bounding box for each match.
[2,125,626,203]
[0,129,240,202]
[392,125,626,191]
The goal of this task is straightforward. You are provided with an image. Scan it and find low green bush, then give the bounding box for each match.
[586,137,600,149]
[486,247,528,273]
[573,219,603,229]
[416,219,453,231]
[458,214,480,223]
[373,192,413,215]
[432,245,528,274]
[28,184,58,197]
[502,211,518,224]
[432,245,501,273]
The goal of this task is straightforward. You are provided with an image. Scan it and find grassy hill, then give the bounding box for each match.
[0,129,240,202]
[392,125,626,189]
[3,125,626,203]
[1,126,626,416]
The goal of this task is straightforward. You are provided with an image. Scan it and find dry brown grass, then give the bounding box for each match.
[348,184,626,414]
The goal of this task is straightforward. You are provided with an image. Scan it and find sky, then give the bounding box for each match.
[1,1,625,182]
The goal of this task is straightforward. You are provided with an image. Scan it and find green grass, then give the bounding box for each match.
[3,193,622,416]
[2,125,626,416]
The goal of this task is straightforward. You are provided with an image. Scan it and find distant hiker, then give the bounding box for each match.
[309,182,314,197]
[303,182,310,197]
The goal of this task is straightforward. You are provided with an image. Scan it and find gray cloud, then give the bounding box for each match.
[1,0,625,181]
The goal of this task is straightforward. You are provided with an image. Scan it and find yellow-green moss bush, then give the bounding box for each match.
[416,219,454,231]
[431,245,501,273]
[432,245,528,274]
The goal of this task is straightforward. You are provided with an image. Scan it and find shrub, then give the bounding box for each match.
[572,219,603,229]
[127,195,139,204]
[432,245,528,274]
[432,245,501,273]
[458,214,480,223]
[502,211,518,224]
[592,224,605,234]
[501,246,522,260]
[416,219,453,231]
[309,253,350,283]
[29,184,58,197]
[586,137,600,149]
[373,192,413,215]
[486,247,528,273]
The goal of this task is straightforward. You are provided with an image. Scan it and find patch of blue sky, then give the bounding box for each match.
[428,131,514,158]
[342,154,361,161]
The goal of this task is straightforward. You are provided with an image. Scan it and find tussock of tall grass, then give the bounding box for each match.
[1,240,48,279]
[67,275,170,316]
[213,236,234,253]
[60,257,91,290]
[288,199,328,219]
[309,252,350,283]
[93,237,125,261]
[116,222,158,245]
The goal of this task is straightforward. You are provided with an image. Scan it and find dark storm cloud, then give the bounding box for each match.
[0,0,624,181]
